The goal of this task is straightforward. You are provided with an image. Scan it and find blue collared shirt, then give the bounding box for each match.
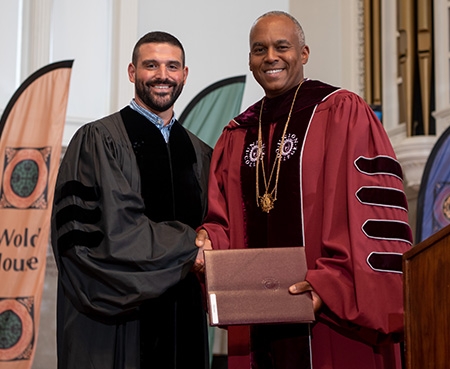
[129,99,176,143]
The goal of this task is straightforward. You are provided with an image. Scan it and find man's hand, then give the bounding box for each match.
[289,281,323,313]
[192,229,212,273]
[195,228,210,248]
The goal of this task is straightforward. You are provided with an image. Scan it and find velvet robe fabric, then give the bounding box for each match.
[51,108,212,369]
[201,80,413,369]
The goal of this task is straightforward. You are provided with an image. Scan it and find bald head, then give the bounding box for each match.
[248,11,310,98]
[250,11,306,47]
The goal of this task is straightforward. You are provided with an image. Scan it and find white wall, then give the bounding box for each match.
[0,0,114,146]
[137,0,289,118]
[1,0,295,145]
[0,0,364,143]
[51,0,112,120]
[0,1,22,112]
[291,0,362,94]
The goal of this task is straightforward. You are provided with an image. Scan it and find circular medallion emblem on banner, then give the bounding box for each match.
[0,147,50,209]
[444,195,450,221]
[432,183,450,231]
[0,298,34,361]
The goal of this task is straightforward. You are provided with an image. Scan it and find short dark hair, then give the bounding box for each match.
[132,31,185,66]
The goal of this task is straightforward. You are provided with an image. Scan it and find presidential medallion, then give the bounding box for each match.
[259,193,275,213]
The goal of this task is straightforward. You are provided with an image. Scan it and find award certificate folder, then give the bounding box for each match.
[204,247,315,326]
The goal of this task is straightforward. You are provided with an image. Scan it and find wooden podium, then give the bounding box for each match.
[403,224,450,369]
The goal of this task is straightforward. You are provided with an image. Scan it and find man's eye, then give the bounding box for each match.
[253,47,265,54]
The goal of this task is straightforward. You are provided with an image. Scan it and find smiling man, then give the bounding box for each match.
[197,11,412,369]
[248,12,309,99]
[52,32,212,369]
[129,37,187,122]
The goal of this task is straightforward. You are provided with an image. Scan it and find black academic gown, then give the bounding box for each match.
[51,107,212,369]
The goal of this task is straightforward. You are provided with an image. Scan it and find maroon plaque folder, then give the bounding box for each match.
[204,247,315,326]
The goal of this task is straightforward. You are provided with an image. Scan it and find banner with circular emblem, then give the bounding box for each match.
[0,60,73,368]
[416,125,450,242]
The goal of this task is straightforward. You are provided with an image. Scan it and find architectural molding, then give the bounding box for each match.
[393,135,437,195]
[433,0,450,111]
[432,106,450,138]
[387,122,408,145]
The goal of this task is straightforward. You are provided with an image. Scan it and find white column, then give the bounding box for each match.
[381,0,401,132]
[109,0,138,111]
[21,0,53,79]
[433,0,450,137]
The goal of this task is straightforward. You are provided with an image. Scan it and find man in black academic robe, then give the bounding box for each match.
[51,31,211,369]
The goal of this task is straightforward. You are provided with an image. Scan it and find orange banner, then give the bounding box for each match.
[0,60,73,368]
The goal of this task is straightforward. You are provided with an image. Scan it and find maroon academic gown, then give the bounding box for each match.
[201,80,412,369]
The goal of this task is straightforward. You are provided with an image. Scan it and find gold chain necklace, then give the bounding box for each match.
[256,80,304,213]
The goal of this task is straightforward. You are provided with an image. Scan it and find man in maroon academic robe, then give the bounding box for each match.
[196,11,412,369]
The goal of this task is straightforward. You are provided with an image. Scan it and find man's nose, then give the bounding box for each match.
[265,47,278,63]
[155,65,168,79]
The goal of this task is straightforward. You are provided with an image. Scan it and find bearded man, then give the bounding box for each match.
[51,31,211,369]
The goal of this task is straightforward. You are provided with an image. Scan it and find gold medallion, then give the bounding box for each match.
[259,193,275,213]
[255,79,305,213]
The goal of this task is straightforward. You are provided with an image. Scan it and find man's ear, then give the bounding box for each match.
[302,45,310,65]
[128,63,136,83]
[183,66,189,85]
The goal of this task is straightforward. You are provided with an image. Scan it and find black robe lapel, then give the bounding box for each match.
[120,106,202,229]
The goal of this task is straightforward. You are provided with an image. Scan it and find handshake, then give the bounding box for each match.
[192,228,211,273]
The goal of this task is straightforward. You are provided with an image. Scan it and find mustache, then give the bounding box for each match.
[146,78,176,87]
